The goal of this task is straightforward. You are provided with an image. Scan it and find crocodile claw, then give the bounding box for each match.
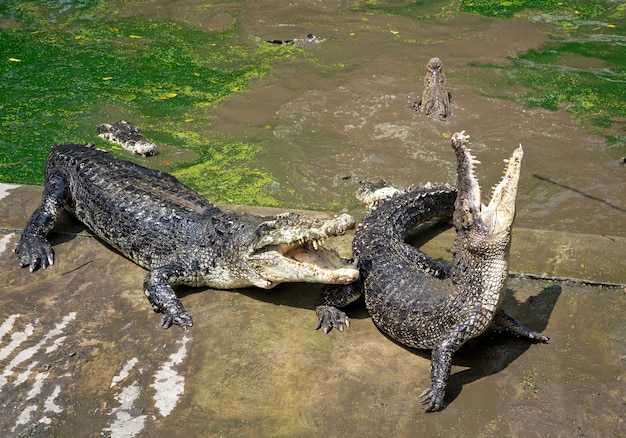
[528,331,550,343]
[160,311,193,331]
[419,384,446,412]
[315,305,350,334]
[15,235,54,272]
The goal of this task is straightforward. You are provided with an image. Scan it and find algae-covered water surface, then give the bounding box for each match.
[356,0,626,143]
[460,0,626,146]
[0,0,297,205]
[1,0,625,230]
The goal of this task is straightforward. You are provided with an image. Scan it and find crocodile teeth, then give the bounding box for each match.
[312,240,319,250]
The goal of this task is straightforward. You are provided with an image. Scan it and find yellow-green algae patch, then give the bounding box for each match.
[172,142,281,207]
[0,0,297,206]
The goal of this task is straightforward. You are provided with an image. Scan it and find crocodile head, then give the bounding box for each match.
[449,131,523,313]
[451,131,522,238]
[246,212,360,288]
[426,57,444,75]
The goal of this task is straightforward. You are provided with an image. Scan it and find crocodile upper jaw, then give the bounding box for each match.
[481,144,523,235]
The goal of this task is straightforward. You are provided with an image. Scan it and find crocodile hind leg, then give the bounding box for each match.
[15,173,67,271]
[316,278,363,333]
[144,266,193,330]
[493,308,549,342]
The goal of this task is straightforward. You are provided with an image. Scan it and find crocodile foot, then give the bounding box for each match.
[15,235,54,272]
[419,383,446,412]
[315,305,350,334]
[160,311,193,331]
[494,309,550,343]
[149,294,193,330]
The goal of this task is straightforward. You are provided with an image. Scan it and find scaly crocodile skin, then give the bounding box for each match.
[16,144,359,330]
[317,132,548,412]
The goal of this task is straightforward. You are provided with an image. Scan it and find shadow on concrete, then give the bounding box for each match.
[367,283,561,410]
[443,283,561,408]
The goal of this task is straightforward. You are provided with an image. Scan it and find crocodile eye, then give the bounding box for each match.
[255,222,274,236]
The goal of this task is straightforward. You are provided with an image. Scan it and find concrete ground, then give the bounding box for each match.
[1,183,625,437]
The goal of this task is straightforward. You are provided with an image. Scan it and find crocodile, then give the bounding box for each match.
[264,33,321,48]
[316,132,548,412]
[97,120,158,156]
[15,144,359,330]
[413,57,451,119]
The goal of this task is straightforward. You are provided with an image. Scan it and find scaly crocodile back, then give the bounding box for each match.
[354,183,458,349]
[45,144,221,268]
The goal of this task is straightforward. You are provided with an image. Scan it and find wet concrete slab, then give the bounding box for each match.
[1,183,625,436]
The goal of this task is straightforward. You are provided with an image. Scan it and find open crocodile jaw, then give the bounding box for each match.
[451,131,523,236]
[248,213,360,287]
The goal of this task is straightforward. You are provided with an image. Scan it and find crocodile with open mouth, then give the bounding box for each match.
[15,144,359,330]
[316,132,548,412]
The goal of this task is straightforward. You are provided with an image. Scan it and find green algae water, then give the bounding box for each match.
[1,0,625,215]
[462,0,626,155]
[0,0,296,205]
[354,1,626,142]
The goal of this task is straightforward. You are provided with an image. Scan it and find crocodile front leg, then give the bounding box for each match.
[420,338,458,412]
[493,308,549,342]
[419,310,486,412]
[144,266,193,330]
[15,173,67,271]
[420,308,548,412]
[316,278,363,333]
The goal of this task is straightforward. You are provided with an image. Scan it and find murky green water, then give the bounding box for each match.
[1,0,625,233]
[0,0,297,204]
